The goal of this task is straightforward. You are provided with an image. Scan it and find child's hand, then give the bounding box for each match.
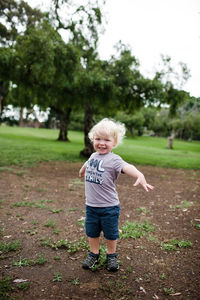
[133,176,154,192]
[79,165,86,177]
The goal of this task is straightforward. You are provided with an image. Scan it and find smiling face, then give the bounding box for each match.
[93,134,116,155]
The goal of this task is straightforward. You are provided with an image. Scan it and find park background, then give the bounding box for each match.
[0,1,200,299]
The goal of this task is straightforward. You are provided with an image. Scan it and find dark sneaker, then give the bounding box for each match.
[107,255,119,272]
[82,253,99,269]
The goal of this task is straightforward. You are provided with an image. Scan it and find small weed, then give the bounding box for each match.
[136,207,149,214]
[32,220,39,225]
[71,278,81,285]
[54,256,60,261]
[34,252,48,265]
[160,273,165,280]
[161,239,192,251]
[100,279,132,299]
[50,209,64,214]
[41,199,54,203]
[0,199,4,208]
[17,282,30,290]
[127,266,133,273]
[11,201,46,210]
[6,212,12,215]
[13,253,47,267]
[145,273,151,282]
[0,276,14,299]
[147,234,158,242]
[120,221,154,239]
[26,229,38,235]
[15,170,27,177]
[44,220,56,228]
[68,208,77,212]
[163,287,175,295]
[77,219,85,227]
[170,200,193,211]
[53,229,60,235]
[52,272,62,282]
[51,237,89,253]
[37,187,47,192]
[0,240,22,254]
[191,220,200,230]
[40,237,51,247]
[13,257,30,267]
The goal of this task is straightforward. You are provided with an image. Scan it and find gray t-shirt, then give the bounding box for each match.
[84,152,127,207]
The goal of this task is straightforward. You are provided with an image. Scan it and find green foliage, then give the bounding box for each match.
[0,0,44,45]
[0,240,21,254]
[52,272,62,282]
[12,253,47,267]
[119,221,155,239]
[11,200,46,209]
[191,220,200,230]
[50,237,89,253]
[115,111,145,136]
[0,276,13,300]
[161,239,192,251]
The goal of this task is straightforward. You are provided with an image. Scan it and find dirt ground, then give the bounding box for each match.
[0,162,200,300]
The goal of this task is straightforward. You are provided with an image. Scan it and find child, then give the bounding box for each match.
[79,118,154,272]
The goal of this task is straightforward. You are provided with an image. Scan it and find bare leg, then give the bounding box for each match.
[88,237,100,254]
[106,239,117,254]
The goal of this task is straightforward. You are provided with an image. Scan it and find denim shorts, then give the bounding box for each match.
[85,204,120,240]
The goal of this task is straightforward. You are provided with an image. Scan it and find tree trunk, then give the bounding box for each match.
[80,104,94,157]
[19,107,24,127]
[0,96,2,124]
[58,108,72,141]
[167,129,176,149]
[0,96,2,114]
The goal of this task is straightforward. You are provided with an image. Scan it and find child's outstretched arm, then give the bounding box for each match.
[122,163,154,192]
[79,164,86,178]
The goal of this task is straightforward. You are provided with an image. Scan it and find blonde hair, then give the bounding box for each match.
[88,118,126,147]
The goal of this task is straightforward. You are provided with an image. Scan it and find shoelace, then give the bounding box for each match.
[85,255,97,265]
[107,257,118,268]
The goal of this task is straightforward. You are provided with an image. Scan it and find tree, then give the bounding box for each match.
[51,0,106,148]
[0,0,45,45]
[10,20,81,140]
[154,55,191,148]
[0,0,46,123]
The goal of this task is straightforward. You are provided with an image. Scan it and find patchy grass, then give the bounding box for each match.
[1,126,200,169]
[0,240,22,255]
[161,239,193,251]
[119,221,155,239]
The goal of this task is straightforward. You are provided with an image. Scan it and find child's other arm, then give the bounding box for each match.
[79,164,86,177]
[122,163,154,192]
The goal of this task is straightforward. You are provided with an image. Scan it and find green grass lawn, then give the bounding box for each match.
[0,125,200,169]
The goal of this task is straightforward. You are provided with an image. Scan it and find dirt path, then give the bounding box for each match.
[0,162,200,299]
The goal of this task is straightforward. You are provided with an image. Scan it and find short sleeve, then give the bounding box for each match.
[112,155,128,177]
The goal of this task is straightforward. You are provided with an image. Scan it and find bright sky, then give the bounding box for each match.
[27,0,200,98]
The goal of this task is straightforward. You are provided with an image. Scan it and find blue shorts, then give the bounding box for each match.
[85,205,120,240]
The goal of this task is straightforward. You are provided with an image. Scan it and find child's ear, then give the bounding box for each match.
[113,140,117,147]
